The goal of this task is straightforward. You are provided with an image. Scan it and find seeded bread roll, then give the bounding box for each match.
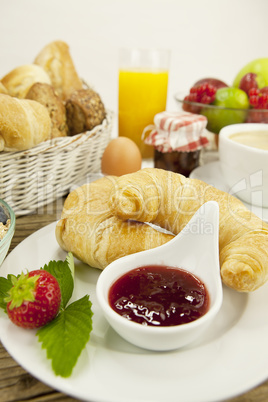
[0,94,51,151]
[1,64,51,98]
[26,82,68,138]
[34,40,83,100]
[65,88,106,135]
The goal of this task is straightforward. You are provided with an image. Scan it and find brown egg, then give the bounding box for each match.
[101,137,142,176]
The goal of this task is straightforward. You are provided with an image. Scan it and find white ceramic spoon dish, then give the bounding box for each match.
[96,201,223,351]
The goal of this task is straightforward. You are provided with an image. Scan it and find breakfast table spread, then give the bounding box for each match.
[0,188,268,402]
[1,42,268,402]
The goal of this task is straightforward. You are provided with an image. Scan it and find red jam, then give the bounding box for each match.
[108,265,209,327]
[154,149,201,177]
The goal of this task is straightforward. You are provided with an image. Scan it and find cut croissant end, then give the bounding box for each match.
[220,229,268,292]
[221,260,259,292]
[110,186,148,221]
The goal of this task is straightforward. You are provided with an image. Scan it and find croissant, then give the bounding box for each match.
[109,168,268,292]
[0,94,51,151]
[55,175,173,269]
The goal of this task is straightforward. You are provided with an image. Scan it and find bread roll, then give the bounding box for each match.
[1,64,51,98]
[34,40,83,100]
[0,94,51,151]
[109,168,268,292]
[26,82,68,138]
[65,88,106,135]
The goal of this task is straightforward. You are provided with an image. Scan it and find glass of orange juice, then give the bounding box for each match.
[118,48,170,159]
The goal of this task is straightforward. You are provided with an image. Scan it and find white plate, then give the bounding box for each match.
[190,160,268,222]
[1,223,268,402]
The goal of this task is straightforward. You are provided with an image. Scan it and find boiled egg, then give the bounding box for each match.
[101,137,142,176]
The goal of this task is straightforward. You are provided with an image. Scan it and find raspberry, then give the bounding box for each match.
[184,84,216,105]
[247,109,268,123]
[249,87,268,109]
[183,83,217,113]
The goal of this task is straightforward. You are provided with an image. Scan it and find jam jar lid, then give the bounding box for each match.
[142,111,209,153]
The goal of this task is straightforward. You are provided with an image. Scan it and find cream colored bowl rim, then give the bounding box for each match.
[219,123,268,154]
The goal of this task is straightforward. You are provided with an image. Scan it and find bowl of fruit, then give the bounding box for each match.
[0,199,16,267]
[175,58,268,143]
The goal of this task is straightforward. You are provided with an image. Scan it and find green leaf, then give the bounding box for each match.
[37,295,93,378]
[42,254,74,309]
[4,272,39,309]
[0,274,18,312]
[66,252,75,280]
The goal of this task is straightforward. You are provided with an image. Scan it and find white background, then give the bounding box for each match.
[1,0,268,120]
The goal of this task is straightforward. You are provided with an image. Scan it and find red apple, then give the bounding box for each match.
[193,78,228,89]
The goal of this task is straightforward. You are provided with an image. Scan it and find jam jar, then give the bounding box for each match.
[143,111,208,177]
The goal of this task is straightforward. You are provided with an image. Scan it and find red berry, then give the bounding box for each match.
[249,87,268,109]
[261,87,268,95]
[246,109,268,123]
[183,83,217,111]
[6,270,61,329]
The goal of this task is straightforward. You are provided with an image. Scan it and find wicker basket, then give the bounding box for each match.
[0,110,114,216]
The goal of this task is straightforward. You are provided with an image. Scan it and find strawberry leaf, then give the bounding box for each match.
[42,253,74,309]
[0,274,18,312]
[66,252,75,279]
[37,295,93,377]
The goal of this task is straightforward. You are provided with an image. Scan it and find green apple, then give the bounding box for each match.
[214,87,249,108]
[233,58,268,88]
[201,87,249,134]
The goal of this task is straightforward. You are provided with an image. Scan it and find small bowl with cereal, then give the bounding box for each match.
[0,199,15,267]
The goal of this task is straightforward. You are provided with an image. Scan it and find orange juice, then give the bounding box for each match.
[118,69,169,158]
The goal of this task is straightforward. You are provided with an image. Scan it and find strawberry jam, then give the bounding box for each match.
[109,265,209,327]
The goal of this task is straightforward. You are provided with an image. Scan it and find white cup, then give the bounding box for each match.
[219,123,268,208]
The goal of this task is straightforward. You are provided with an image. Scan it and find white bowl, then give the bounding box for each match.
[96,201,223,351]
[0,199,16,267]
[219,123,268,207]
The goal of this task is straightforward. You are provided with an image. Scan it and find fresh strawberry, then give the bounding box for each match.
[5,270,61,329]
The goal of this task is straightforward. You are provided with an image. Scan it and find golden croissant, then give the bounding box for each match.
[109,168,268,292]
[55,175,173,269]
